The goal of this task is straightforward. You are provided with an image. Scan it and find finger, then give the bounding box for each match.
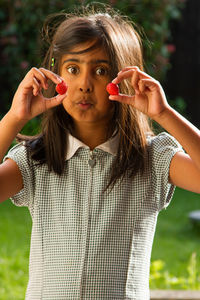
[121,67,153,80]
[22,75,41,97]
[131,69,140,95]
[109,94,135,105]
[113,69,140,95]
[39,68,63,85]
[112,69,138,85]
[113,67,151,85]
[43,93,66,109]
[112,69,134,85]
[118,66,139,74]
[138,78,159,94]
[32,77,41,96]
[31,67,49,90]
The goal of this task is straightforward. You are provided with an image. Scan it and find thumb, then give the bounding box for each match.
[43,93,66,109]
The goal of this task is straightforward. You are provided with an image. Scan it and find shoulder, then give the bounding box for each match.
[145,132,183,175]
[144,132,183,210]
[4,142,34,179]
[13,135,45,163]
[4,138,44,172]
[5,142,28,160]
[146,132,182,154]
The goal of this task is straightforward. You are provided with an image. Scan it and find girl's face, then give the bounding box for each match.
[59,42,114,130]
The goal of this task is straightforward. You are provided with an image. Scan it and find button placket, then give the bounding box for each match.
[80,150,95,298]
[88,150,96,167]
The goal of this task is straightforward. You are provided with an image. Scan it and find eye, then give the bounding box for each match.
[67,66,79,75]
[95,67,108,76]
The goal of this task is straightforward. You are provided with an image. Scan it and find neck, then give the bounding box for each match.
[72,122,113,150]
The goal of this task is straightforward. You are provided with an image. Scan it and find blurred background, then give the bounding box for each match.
[0,0,200,298]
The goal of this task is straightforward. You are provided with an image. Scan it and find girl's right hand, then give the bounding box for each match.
[9,67,66,123]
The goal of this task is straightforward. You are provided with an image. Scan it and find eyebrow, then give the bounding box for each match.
[62,58,111,65]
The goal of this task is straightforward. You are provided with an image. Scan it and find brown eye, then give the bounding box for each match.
[96,67,108,76]
[67,66,79,75]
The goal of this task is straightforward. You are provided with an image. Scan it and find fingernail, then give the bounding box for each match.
[55,75,62,83]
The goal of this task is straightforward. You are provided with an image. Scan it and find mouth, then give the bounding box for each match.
[76,99,94,110]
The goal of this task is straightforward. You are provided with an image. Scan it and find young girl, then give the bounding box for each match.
[0,4,200,300]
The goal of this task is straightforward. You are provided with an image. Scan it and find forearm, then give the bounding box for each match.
[154,107,200,169]
[0,112,27,162]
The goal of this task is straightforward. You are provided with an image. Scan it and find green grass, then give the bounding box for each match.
[0,201,31,300]
[151,187,200,289]
[0,188,200,298]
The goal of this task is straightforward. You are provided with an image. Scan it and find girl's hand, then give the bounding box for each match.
[109,66,170,119]
[9,67,67,123]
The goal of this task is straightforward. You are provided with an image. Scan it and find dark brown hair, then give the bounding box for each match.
[18,3,154,189]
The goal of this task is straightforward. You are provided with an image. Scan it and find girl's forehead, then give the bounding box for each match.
[68,40,106,54]
[68,41,95,53]
[61,43,109,63]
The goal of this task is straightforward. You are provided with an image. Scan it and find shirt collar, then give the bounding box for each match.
[65,131,119,160]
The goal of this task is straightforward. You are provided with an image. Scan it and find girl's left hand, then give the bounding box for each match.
[109,66,170,119]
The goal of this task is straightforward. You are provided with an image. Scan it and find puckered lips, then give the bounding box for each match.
[76,98,94,110]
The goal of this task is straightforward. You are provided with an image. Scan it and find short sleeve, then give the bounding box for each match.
[148,132,183,211]
[4,143,34,207]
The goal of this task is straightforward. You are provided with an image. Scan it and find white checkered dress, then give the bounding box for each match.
[5,132,182,300]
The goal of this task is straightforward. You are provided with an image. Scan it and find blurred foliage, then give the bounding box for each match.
[150,253,200,290]
[0,0,186,133]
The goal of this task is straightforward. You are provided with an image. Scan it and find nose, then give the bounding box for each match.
[79,71,93,93]
[80,86,91,93]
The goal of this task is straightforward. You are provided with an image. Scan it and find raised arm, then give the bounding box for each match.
[0,68,66,202]
[109,66,200,193]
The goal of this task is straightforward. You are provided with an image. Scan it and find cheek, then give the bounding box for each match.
[62,93,73,113]
[101,90,111,107]
[99,95,114,114]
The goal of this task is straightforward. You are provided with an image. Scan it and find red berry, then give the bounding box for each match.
[56,81,68,95]
[106,83,119,95]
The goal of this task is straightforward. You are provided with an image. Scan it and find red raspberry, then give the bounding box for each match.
[106,83,119,95]
[56,81,68,95]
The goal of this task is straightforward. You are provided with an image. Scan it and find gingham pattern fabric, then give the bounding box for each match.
[5,132,182,300]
